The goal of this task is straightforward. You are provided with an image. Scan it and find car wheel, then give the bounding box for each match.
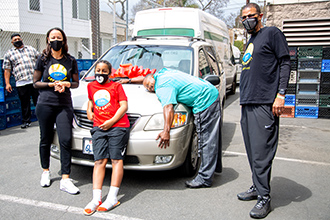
[229,76,237,95]
[181,131,200,177]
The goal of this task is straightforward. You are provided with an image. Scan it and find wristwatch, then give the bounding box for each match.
[128,79,131,84]
[278,89,286,95]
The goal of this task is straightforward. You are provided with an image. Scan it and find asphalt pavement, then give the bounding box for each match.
[0,90,330,220]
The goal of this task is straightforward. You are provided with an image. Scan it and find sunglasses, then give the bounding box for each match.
[240,13,259,20]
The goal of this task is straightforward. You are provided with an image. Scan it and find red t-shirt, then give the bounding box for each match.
[87,80,130,128]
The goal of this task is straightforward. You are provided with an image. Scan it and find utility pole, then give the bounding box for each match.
[126,0,128,41]
[113,0,117,45]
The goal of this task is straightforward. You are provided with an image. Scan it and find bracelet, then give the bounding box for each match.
[128,79,131,84]
[276,95,285,100]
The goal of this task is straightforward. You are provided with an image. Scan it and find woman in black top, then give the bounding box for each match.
[33,27,80,194]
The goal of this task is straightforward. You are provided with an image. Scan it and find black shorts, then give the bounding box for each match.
[90,126,130,161]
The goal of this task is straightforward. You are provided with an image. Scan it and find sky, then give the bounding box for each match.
[100,0,260,19]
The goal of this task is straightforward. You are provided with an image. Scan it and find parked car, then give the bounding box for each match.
[51,8,227,176]
[232,45,242,85]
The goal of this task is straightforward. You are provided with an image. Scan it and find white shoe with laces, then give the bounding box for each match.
[40,171,51,187]
[60,178,79,195]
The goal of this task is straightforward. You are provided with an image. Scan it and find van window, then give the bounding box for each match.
[83,45,193,81]
[198,49,211,77]
[204,46,220,76]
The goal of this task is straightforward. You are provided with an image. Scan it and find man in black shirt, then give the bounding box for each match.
[237,3,290,219]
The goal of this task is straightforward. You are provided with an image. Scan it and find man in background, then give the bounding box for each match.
[3,33,39,128]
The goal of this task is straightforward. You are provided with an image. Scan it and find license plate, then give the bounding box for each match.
[83,138,94,155]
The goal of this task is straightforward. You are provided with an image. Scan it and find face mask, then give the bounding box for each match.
[95,73,109,84]
[50,40,63,51]
[242,17,258,34]
[13,40,23,48]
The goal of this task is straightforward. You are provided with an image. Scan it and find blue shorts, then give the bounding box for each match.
[90,126,130,161]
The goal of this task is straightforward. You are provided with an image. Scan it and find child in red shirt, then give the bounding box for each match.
[84,60,130,215]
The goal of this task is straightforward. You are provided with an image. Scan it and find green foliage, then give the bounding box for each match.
[234,40,244,52]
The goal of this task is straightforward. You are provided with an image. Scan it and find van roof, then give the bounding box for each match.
[133,7,228,40]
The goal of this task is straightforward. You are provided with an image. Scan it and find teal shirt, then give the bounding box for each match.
[154,68,219,114]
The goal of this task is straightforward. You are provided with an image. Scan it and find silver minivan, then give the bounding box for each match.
[51,36,226,176]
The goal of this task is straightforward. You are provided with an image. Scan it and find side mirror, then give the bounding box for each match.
[204,75,220,86]
[79,70,87,79]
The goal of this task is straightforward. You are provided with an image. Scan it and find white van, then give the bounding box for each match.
[133,7,237,94]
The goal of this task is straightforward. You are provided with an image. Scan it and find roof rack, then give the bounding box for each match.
[131,35,205,42]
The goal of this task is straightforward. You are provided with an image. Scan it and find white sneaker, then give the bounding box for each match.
[60,178,79,195]
[40,171,51,187]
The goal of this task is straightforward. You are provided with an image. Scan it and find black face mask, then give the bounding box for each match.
[242,17,258,34]
[50,40,63,51]
[95,74,109,84]
[13,40,23,48]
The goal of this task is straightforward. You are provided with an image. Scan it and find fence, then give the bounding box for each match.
[0,0,129,60]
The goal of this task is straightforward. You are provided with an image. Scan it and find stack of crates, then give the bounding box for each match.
[0,59,23,130]
[0,60,6,130]
[294,46,323,119]
[76,59,97,78]
[319,47,330,118]
[281,47,298,118]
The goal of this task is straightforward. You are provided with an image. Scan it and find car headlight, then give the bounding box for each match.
[144,111,188,131]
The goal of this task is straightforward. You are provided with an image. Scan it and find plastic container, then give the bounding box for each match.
[295,106,319,118]
[295,94,319,107]
[285,94,296,106]
[319,95,330,107]
[280,106,295,118]
[321,59,330,72]
[6,112,22,128]
[297,70,320,83]
[318,107,330,119]
[298,58,322,71]
[298,46,323,59]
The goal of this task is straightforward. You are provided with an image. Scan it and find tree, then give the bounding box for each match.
[107,0,127,20]
[131,0,229,23]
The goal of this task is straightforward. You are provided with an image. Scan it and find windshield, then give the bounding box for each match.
[83,45,193,81]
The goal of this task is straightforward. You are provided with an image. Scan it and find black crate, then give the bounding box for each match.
[298,58,322,71]
[289,47,297,59]
[296,83,320,95]
[323,47,330,59]
[297,70,320,83]
[298,46,323,58]
[318,107,330,119]
[319,95,330,107]
[287,83,296,94]
[290,59,298,70]
[320,83,330,94]
[321,72,330,83]
[296,94,319,107]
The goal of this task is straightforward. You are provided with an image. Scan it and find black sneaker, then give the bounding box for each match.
[237,185,258,201]
[250,195,271,219]
[21,122,31,129]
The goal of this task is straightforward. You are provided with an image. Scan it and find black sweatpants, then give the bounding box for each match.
[36,103,73,175]
[17,83,39,123]
[240,104,279,197]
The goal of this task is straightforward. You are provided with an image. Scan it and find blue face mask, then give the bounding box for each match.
[242,17,258,34]
[95,73,109,84]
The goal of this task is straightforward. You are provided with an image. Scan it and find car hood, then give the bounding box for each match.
[71,81,163,116]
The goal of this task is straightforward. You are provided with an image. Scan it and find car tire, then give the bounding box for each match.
[229,76,237,95]
[180,131,200,177]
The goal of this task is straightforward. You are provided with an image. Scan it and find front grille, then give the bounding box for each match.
[72,150,140,164]
[74,110,140,129]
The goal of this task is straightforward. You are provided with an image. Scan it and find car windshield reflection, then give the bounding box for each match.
[83,45,193,82]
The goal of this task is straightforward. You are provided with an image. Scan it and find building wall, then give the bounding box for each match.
[266,1,330,29]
